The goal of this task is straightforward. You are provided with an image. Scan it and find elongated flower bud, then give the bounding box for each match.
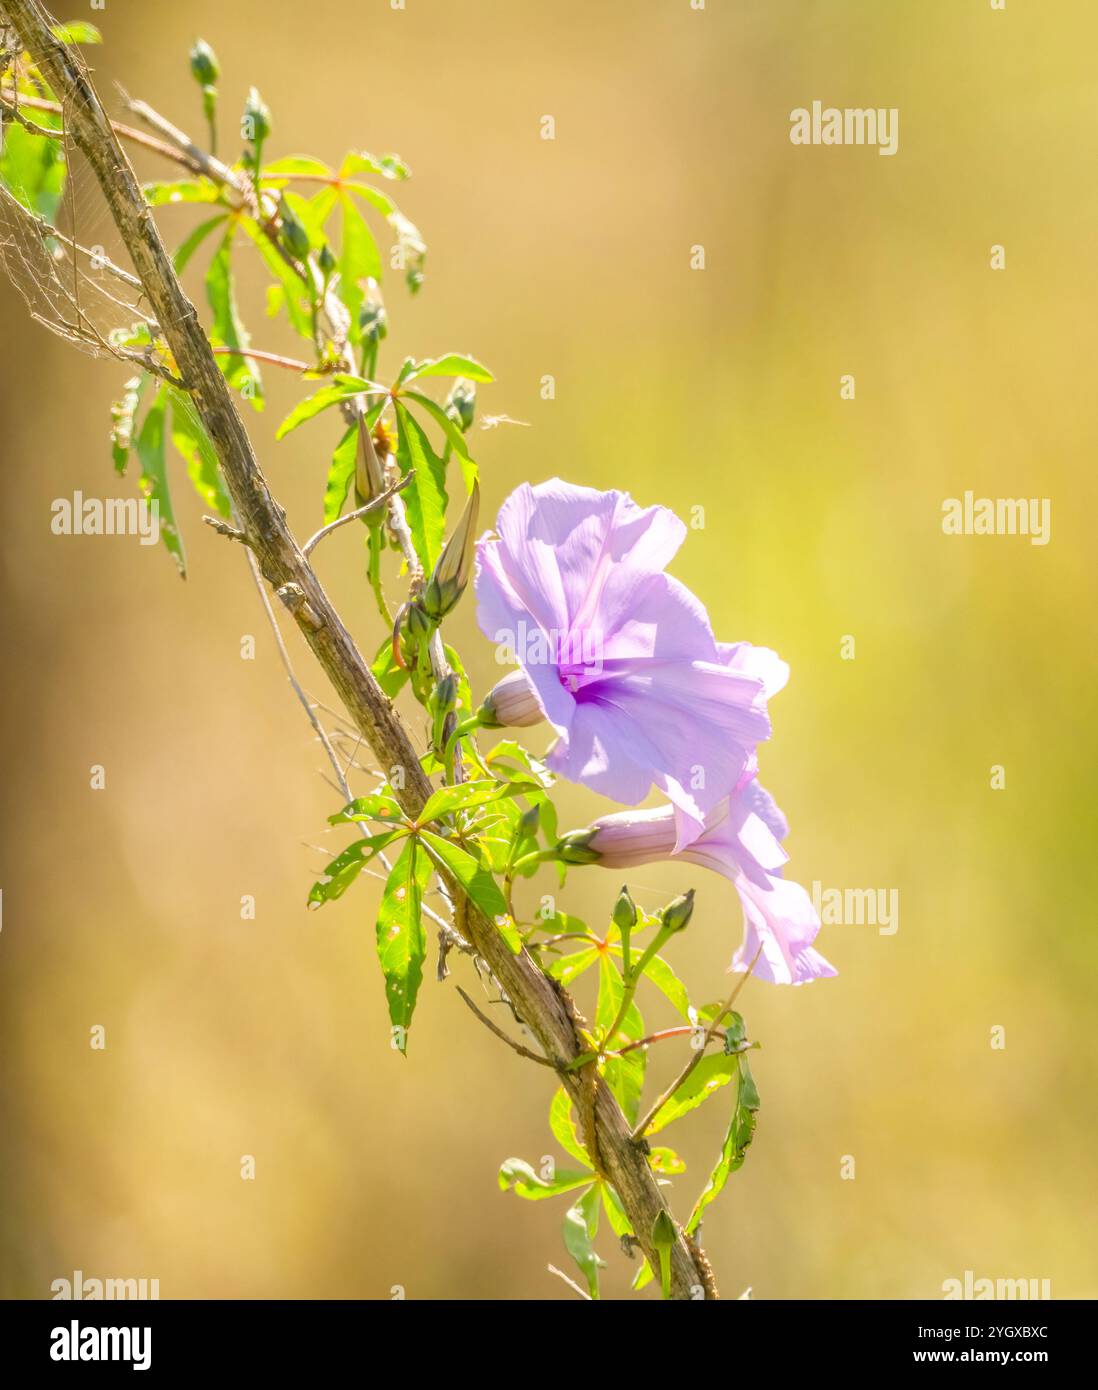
[480,669,544,728]
[585,805,678,869]
[243,87,271,146]
[422,481,479,619]
[445,379,476,433]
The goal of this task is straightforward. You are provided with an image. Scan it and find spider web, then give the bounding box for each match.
[0,22,154,364]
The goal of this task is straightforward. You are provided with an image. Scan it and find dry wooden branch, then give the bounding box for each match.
[3,0,715,1299]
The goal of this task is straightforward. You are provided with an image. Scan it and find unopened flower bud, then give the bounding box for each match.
[444,378,476,433]
[612,885,638,932]
[278,196,310,260]
[517,803,541,839]
[555,829,601,866]
[422,481,479,620]
[360,301,388,343]
[189,38,219,88]
[243,87,271,146]
[480,669,544,729]
[660,888,695,933]
[405,600,434,642]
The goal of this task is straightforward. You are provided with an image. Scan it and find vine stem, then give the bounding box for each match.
[5,0,715,1299]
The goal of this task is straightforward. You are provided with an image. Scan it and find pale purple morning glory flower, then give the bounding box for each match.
[581,785,836,986]
[475,479,787,849]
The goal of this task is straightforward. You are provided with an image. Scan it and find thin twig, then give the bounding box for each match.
[301,473,413,557]
[456,987,554,1067]
[547,1265,592,1301]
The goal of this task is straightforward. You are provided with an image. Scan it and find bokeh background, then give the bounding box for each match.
[2,0,1096,1300]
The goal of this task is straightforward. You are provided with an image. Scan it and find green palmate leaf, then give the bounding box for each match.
[49,20,102,43]
[0,118,66,220]
[110,375,143,475]
[330,792,409,827]
[418,831,508,921]
[339,191,382,344]
[167,389,231,518]
[376,836,431,1050]
[134,386,185,575]
[276,378,386,440]
[205,225,263,407]
[498,1159,592,1202]
[322,426,357,524]
[642,954,692,1021]
[418,778,538,826]
[394,401,448,570]
[562,1185,603,1300]
[308,829,404,906]
[143,178,223,207]
[548,947,599,987]
[173,213,227,274]
[406,353,494,384]
[549,1089,591,1168]
[687,1056,760,1234]
[647,1053,741,1136]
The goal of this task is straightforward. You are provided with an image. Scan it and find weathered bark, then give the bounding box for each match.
[4,0,714,1299]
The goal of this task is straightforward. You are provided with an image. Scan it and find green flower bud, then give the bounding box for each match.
[660,888,695,934]
[360,301,388,343]
[317,243,337,278]
[421,481,479,620]
[277,196,310,261]
[612,885,638,932]
[444,378,476,434]
[555,829,601,866]
[651,1209,677,1251]
[189,39,219,89]
[433,672,458,714]
[242,87,270,147]
[517,803,541,839]
[404,600,435,643]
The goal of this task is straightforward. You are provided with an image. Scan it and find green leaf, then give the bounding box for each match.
[418,778,537,826]
[547,947,599,987]
[134,386,185,575]
[330,792,410,827]
[0,119,66,220]
[418,830,508,921]
[394,401,448,570]
[143,178,222,207]
[370,638,410,701]
[406,354,494,384]
[173,213,227,274]
[562,1186,603,1300]
[308,829,404,906]
[651,1210,676,1300]
[262,155,333,178]
[647,1053,741,1136]
[549,1089,591,1168]
[50,20,102,43]
[322,426,357,523]
[498,1159,592,1202]
[648,1147,687,1176]
[687,1055,760,1234]
[339,191,382,343]
[276,378,386,440]
[402,389,477,494]
[61,20,102,43]
[110,375,143,476]
[601,1183,634,1241]
[168,389,231,518]
[642,954,692,1021]
[238,214,314,338]
[340,150,409,182]
[376,836,431,1050]
[205,225,263,407]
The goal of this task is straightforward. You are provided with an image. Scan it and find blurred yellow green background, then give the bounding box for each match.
[2,0,1096,1299]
